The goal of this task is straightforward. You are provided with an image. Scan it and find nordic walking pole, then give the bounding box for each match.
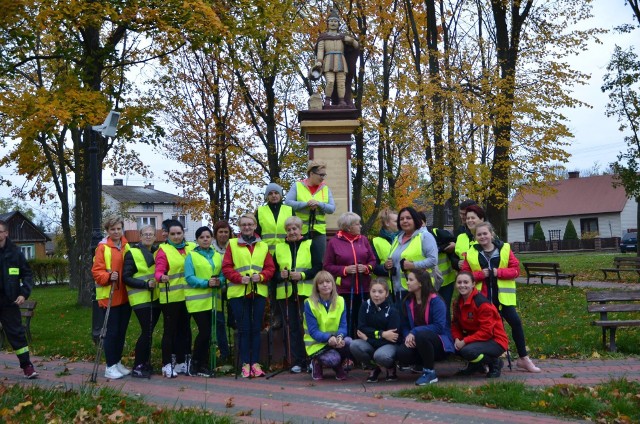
[266,268,292,379]
[90,276,116,383]
[235,275,250,380]
[210,275,218,377]
[147,280,154,379]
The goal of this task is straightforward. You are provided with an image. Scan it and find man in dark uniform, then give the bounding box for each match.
[0,219,38,378]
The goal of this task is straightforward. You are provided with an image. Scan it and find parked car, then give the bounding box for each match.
[620,232,638,253]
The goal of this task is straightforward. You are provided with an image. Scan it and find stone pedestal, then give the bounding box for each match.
[298,109,360,233]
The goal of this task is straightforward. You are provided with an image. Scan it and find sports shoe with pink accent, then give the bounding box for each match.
[241,363,251,378]
[516,356,541,373]
[251,363,265,377]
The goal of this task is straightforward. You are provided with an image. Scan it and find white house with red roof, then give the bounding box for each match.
[508,172,637,242]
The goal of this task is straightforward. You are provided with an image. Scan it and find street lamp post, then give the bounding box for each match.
[90,111,121,343]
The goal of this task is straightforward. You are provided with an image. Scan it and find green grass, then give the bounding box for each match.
[0,382,235,423]
[517,251,640,283]
[397,379,640,423]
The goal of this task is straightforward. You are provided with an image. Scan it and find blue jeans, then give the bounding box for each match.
[229,296,266,365]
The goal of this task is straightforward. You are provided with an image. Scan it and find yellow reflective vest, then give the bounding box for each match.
[432,229,456,288]
[226,239,269,299]
[455,232,476,259]
[127,247,158,308]
[156,242,195,304]
[274,240,313,299]
[303,296,345,355]
[95,243,130,301]
[388,233,432,291]
[371,236,392,291]
[258,204,293,253]
[184,249,223,313]
[295,182,330,235]
[465,243,517,306]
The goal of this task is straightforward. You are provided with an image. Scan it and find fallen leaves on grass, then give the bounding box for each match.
[366,412,377,417]
[235,409,253,416]
[325,411,337,419]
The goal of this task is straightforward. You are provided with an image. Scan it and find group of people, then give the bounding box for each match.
[0,160,541,385]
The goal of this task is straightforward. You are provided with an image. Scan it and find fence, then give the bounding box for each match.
[511,237,620,253]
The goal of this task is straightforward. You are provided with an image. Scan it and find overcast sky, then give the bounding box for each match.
[1,1,639,223]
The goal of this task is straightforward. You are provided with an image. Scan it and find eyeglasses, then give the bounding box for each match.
[141,233,155,237]
[313,172,327,178]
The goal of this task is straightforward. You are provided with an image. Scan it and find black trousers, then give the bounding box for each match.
[160,301,191,365]
[132,304,161,366]
[0,295,30,367]
[396,330,447,370]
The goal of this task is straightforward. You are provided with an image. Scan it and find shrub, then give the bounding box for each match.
[563,220,578,240]
[27,258,69,286]
[531,222,546,241]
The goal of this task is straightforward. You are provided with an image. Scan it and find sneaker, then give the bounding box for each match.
[188,360,199,377]
[487,358,504,378]
[241,363,251,378]
[131,364,150,378]
[385,368,398,382]
[251,363,265,377]
[311,358,323,381]
[455,362,486,376]
[162,363,177,378]
[197,365,213,378]
[116,361,131,376]
[415,368,438,386]
[290,365,302,374]
[105,364,124,379]
[366,367,381,383]
[23,364,38,379]
[342,358,354,371]
[516,356,541,373]
[174,362,188,374]
[334,365,347,381]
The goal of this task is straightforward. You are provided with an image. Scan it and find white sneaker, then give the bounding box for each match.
[116,362,131,376]
[105,364,124,379]
[174,362,188,374]
[162,363,177,378]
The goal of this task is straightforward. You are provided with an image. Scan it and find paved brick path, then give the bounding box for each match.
[2,352,639,423]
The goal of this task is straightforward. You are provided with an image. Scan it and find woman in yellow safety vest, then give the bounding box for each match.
[154,219,195,378]
[454,204,485,268]
[303,271,352,381]
[371,208,398,290]
[460,221,541,373]
[92,216,131,380]
[184,226,228,377]
[123,225,160,378]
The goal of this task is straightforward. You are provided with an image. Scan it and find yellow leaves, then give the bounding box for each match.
[235,409,253,416]
[325,411,337,419]
[225,397,235,408]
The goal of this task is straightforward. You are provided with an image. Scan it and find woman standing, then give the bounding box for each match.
[184,226,227,377]
[123,225,160,378]
[272,216,323,373]
[323,212,376,337]
[454,204,485,268]
[303,271,352,381]
[212,220,232,361]
[350,278,400,383]
[396,269,454,385]
[222,213,275,378]
[155,220,195,378]
[451,272,509,378]
[371,208,398,288]
[461,221,541,373]
[92,216,131,380]
[383,207,439,304]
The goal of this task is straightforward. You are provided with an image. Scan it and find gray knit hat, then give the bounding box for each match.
[264,182,283,201]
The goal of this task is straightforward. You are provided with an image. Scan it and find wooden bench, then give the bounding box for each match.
[586,290,640,352]
[523,262,575,286]
[0,300,37,349]
[600,256,640,281]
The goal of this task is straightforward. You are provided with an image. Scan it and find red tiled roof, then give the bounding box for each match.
[509,174,629,219]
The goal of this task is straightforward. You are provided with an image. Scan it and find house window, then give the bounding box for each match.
[137,216,156,229]
[524,221,539,242]
[142,204,154,212]
[580,218,599,236]
[21,245,34,260]
[172,214,187,230]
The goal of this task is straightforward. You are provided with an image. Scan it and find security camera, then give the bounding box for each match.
[92,110,120,138]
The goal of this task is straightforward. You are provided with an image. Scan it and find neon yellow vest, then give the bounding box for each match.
[226,239,269,299]
[295,182,329,235]
[258,204,293,253]
[127,247,158,307]
[432,229,456,288]
[303,296,345,355]
[455,232,477,259]
[95,243,130,301]
[184,250,223,313]
[372,236,392,291]
[465,243,516,306]
[274,240,313,299]
[157,242,195,304]
[388,233,432,290]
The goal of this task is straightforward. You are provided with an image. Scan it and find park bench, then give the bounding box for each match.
[0,300,37,350]
[586,290,640,352]
[600,256,640,281]
[522,262,575,286]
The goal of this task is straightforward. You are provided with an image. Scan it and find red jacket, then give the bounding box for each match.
[451,288,509,351]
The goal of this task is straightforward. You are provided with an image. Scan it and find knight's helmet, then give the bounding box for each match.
[327,7,340,25]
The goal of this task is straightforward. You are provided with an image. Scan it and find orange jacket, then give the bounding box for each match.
[92,236,129,308]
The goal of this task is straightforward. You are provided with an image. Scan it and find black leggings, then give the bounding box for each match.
[132,304,161,366]
[160,301,190,365]
[499,305,528,357]
[396,330,447,369]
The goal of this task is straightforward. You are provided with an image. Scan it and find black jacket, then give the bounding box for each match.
[272,236,323,291]
[0,238,33,301]
[123,243,158,290]
[357,298,400,349]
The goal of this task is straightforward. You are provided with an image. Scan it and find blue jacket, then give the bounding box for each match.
[400,295,454,354]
